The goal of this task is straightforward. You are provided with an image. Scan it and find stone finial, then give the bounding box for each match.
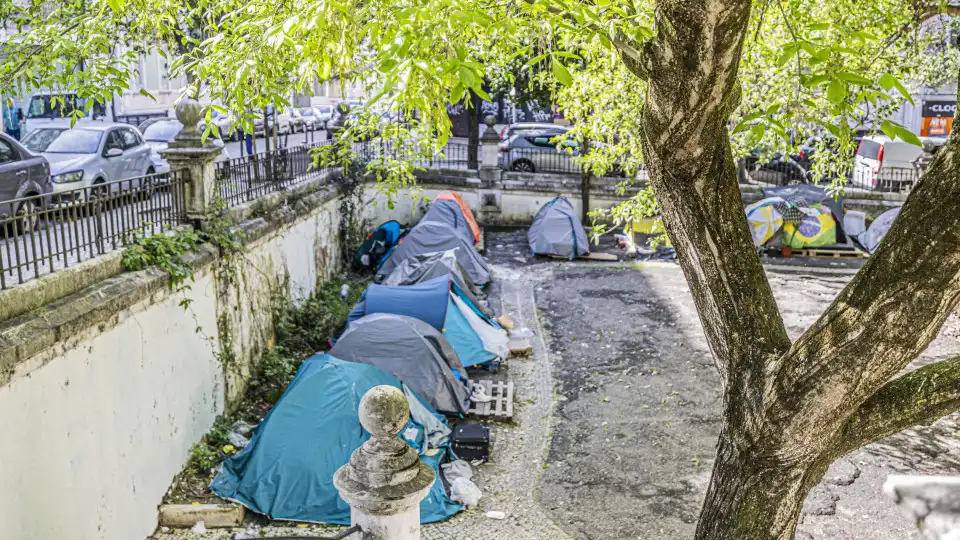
[174,98,204,143]
[884,475,960,539]
[483,114,496,128]
[335,386,434,539]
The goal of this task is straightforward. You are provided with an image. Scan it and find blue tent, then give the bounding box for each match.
[210,355,462,524]
[421,200,475,245]
[345,276,503,368]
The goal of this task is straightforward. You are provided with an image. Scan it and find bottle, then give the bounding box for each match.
[340,284,350,299]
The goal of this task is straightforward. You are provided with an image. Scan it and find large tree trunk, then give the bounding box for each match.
[629,0,960,536]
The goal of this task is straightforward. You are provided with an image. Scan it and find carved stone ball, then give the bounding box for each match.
[483,114,497,128]
[358,385,410,439]
[175,98,203,132]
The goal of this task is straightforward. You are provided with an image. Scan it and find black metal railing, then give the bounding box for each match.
[352,140,472,170]
[215,141,334,207]
[0,171,188,289]
[852,167,920,193]
[738,159,809,186]
[499,146,582,174]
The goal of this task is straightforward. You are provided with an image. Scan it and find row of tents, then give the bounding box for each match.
[209,191,506,525]
[745,184,901,254]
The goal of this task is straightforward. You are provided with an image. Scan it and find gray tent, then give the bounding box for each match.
[529,196,589,259]
[420,200,475,245]
[377,221,491,286]
[382,249,492,317]
[329,313,471,415]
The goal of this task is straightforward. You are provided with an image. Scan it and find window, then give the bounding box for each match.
[857,140,882,160]
[104,130,124,152]
[120,128,141,149]
[0,139,16,164]
[142,121,183,142]
[22,129,103,154]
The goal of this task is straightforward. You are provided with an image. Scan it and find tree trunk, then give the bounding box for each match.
[695,434,827,540]
[581,138,591,225]
[467,91,481,170]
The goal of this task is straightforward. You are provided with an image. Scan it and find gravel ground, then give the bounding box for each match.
[151,229,960,540]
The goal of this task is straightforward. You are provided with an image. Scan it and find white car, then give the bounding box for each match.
[253,106,292,136]
[20,122,153,200]
[199,110,237,141]
[296,107,330,131]
[141,119,230,175]
[852,135,946,192]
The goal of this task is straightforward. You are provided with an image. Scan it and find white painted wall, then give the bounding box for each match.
[0,273,222,540]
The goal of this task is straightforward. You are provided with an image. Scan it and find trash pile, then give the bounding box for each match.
[745,184,901,254]
[202,191,504,528]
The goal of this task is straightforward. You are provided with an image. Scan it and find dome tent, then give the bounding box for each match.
[528,196,589,259]
[381,249,492,318]
[210,355,462,525]
[345,275,508,368]
[377,221,491,286]
[330,313,471,415]
[435,190,481,244]
[421,200,476,246]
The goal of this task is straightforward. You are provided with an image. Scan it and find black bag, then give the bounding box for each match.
[451,423,491,462]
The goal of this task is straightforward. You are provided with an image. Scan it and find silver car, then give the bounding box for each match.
[499,128,580,173]
[141,119,230,174]
[0,132,51,223]
[21,122,153,200]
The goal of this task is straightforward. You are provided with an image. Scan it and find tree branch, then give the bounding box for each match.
[834,355,960,458]
[767,134,960,454]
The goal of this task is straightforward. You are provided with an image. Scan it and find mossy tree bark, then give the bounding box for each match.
[625,0,960,536]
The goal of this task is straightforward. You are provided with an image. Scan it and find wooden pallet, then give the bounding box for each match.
[788,247,867,259]
[546,251,619,262]
[466,379,514,420]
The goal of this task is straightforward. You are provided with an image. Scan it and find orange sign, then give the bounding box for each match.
[921,116,952,137]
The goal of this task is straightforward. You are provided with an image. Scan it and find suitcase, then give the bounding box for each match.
[451,423,491,462]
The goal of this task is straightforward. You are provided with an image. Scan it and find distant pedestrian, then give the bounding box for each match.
[245,131,254,155]
[3,102,21,140]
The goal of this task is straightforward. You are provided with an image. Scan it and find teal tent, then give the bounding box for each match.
[210,355,463,524]
[344,276,507,368]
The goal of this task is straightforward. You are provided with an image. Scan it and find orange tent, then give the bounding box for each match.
[435,191,481,244]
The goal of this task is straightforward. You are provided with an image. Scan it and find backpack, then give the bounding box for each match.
[353,221,406,271]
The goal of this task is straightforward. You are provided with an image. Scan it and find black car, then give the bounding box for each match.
[738,149,807,186]
[0,131,52,227]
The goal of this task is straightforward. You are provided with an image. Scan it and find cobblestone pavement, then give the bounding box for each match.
[151,263,572,540]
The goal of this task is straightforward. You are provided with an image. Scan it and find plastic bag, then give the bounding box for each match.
[450,477,482,507]
[228,420,256,448]
[441,459,473,482]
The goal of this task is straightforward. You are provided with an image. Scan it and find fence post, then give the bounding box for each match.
[477,114,502,188]
[885,475,960,538]
[334,386,435,540]
[160,98,224,224]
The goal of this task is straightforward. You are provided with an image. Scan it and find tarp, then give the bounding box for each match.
[435,191,481,243]
[346,276,504,368]
[745,197,785,248]
[210,355,462,525]
[382,249,492,318]
[860,207,901,253]
[330,313,471,415]
[528,196,589,259]
[378,221,491,286]
[421,200,475,246]
[353,221,406,270]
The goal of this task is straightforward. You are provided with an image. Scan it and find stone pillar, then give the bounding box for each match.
[160,98,223,223]
[478,114,502,187]
[884,475,960,539]
[334,386,435,540]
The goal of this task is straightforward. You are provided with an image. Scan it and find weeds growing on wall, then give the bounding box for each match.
[165,274,367,503]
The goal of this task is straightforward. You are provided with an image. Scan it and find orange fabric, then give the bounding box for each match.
[435,190,481,243]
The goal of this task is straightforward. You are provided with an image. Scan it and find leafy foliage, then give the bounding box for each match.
[121,226,202,290]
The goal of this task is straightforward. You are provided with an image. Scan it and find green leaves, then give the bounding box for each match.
[552,55,573,86]
[880,120,922,146]
[826,80,847,104]
[879,73,914,104]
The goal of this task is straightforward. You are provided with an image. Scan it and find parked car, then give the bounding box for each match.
[0,131,52,226]
[499,122,570,141]
[199,110,237,141]
[21,122,153,201]
[738,148,807,186]
[499,128,581,173]
[297,107,330,131]
[852,135,945,192]
[141,119,230,175]
[253,106,292,136]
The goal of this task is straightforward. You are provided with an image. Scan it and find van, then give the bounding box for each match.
[852,135,945,192]
[23,92,113,135]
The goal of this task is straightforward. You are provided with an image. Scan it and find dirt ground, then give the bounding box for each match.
[485,228,960,540]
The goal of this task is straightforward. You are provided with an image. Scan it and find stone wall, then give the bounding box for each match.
[0,174,347,540]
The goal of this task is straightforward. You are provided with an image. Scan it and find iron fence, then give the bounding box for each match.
[0,171,188,289]
[353,140,473,170]
[216,142,333,207]
[852,168,921,193]
[738,159,810,186]
[500,146,582,174]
